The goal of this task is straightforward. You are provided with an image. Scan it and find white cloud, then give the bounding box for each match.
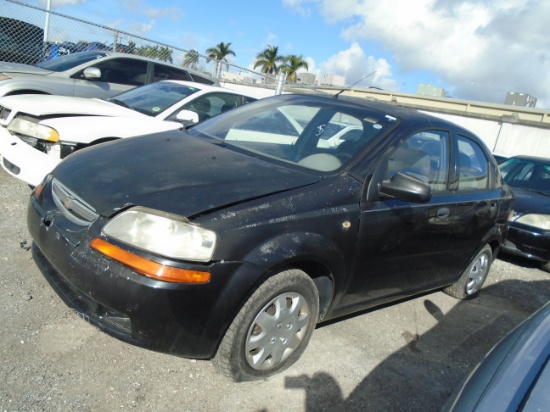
[320,42,399,90]
[288,0,550,107]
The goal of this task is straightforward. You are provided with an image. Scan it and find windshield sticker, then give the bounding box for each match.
[152,107,161,112]
[385,115,397,122]
[315,124,326,136]
[373,124,383,129]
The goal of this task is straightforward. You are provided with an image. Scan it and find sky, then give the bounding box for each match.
[10,0,550,108]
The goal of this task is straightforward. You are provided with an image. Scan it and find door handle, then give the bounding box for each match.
[437,207,450,219]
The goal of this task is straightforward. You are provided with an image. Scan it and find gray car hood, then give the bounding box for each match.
[0,62,52,75]
[52,130,321,218]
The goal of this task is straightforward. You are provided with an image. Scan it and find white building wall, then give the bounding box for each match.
[422,110,550,158]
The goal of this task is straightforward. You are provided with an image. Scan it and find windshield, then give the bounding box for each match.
[188,95,398,173]
[500,157,550,194]
[108,81,201,116]
[36,51,108,71]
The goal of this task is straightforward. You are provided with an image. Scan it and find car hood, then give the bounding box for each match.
[511,186,550,214]
[0,94,140,118]
[0,62,52,75]
[52,130,321,218]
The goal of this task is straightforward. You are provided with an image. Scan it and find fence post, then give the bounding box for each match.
[43,0,51,43]
[275,72,286,95]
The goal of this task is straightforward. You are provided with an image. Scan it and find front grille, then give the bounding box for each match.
[2,156,20,175]
[0,105,11,121]
[52,178,99,226]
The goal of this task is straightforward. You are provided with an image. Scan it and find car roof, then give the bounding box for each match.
[506,155,550,165]
[154,80,256,97]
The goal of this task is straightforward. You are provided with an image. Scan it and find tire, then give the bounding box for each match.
[213,269,319,382]
[444,244,492,299]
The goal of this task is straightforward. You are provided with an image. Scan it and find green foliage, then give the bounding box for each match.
[205,42,236,63]
[280,55,309,82]
[183,49,200,69]
[253,45,284,75]
[135,44,173,63]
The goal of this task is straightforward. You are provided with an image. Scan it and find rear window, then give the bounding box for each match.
[153,64,192,82]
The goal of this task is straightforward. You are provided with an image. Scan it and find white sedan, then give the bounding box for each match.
[0,81,256,186]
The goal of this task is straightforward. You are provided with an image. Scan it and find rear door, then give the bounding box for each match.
[448,132,501,269]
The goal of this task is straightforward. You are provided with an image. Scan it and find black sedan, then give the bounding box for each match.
[499,156,550,272]
[27,94,514,381]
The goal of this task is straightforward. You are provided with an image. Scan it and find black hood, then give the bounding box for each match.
[511,186,550,215]
[52,131,320,217]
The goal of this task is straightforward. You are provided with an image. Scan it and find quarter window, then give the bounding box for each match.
[153,64,192,82]
[457,135,489,190]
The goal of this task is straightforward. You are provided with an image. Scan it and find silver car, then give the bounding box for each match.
[0,51,219,99]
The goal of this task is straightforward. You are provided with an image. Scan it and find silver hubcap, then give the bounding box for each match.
[245,292,310,371]
[466,252,489,295]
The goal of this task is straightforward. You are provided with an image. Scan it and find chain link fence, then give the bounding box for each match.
[0,0,322,96]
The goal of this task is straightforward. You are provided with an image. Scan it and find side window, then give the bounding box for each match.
[457,135,489,190]
[174,93,250,123]
[188,73,216,85]
[90,58,148,86]
[182,95,214,122]
[153,64,192,82]
[209,93,244,116]
[387,130,451,192]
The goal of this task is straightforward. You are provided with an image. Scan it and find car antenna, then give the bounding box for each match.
[333,70,377,99]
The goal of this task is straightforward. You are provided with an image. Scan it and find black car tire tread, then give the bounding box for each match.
[444,244,492,300]
[213,269,319,382]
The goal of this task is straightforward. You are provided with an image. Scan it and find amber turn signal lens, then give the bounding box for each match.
[90,238,211,283]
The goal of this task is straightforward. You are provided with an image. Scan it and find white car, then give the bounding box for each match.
[0,80,256,186]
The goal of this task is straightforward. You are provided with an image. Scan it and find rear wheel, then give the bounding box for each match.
[213,269,319,382]
[444,245,492,299]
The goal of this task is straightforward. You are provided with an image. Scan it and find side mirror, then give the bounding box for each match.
[379,172,432,203]
[82,67,101,79]
[176,110,200,128]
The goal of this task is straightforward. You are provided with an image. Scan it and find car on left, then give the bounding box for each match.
[0,50,218,99]
[0,80,256,186]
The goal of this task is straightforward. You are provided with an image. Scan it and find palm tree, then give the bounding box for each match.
[205,42,236,76]
[280,55,309,82]
[183,49,200,69]
[253,45,284,75]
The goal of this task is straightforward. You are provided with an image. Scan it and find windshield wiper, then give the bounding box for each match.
[108,98,132,109]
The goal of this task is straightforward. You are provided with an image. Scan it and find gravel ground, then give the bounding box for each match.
[0,168,549,411]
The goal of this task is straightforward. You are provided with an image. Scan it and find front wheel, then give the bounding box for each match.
[213,269,319,382]
[444,245,492,299]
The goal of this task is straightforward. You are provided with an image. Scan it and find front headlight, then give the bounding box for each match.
[8,118,59,142]
[515,213,550,230]
[102,207,217,262]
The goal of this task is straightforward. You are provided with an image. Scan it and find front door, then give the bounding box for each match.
[340,129,459,308]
